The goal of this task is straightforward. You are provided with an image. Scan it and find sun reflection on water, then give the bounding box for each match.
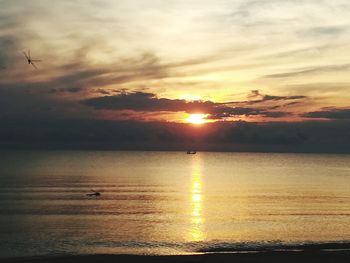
[189,155,205,242]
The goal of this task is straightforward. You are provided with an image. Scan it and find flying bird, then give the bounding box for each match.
[23,50,41,69]
[86,189,101,197]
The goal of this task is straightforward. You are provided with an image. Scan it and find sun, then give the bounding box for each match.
[186,114,208,125]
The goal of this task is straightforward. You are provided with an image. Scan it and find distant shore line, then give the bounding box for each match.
[1,146,350,154]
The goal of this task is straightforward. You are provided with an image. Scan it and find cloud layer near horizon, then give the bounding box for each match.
[1,118,350,153]
[81,90,305,120]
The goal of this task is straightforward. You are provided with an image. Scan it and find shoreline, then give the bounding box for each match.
[2,242,350,262]
[3,250,350,263]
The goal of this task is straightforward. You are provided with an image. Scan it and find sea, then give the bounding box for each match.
[0,150,349,257]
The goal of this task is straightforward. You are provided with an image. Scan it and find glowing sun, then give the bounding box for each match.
[186,114,208,125]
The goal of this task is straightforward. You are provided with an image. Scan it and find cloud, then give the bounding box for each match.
[298,26,348,37]
[205,120,350,153]
[82,91,216,113]
[213,121,308,145]
[1,119,350,153]
[49,87,83,93]
[244,90,307,104]
[263,63,350,78]
[303,108,350,119]
[95,88,112,95]
[82,91,293,119]
[0,48,205,121]
[208,106,291,119]
[0,34,18,68]
[0,0,349,130]
[223,90,308,112]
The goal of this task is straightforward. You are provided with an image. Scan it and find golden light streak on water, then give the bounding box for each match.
[188,155,205,242]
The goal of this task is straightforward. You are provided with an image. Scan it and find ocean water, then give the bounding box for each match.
[0,150,349,257]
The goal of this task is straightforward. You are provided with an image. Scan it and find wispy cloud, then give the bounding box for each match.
[243,90,307,104]
[297,25,349,38]
[263,64,350,78]
[303,108,350,119]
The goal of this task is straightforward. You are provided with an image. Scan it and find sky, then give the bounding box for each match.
[1,0,350,152]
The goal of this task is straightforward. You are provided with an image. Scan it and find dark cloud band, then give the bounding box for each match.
[303,108,350,120]
[81,91,294,119]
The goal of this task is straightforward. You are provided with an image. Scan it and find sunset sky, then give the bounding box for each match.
[1,0,350,151]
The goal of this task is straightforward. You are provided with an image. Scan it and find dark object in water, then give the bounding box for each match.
[187,151,197,154]
[86,190,101,197]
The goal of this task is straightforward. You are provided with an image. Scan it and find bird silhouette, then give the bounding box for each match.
[86,189,101,197]
[23,49,41,69]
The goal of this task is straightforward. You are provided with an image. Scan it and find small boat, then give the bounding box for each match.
[187,151,197,154]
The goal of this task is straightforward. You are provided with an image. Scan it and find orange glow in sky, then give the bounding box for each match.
[186,114,208,125]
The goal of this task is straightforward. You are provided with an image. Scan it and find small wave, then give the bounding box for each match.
[191,240,350,253]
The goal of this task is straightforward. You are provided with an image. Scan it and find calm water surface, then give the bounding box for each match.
[0,151,349,257]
